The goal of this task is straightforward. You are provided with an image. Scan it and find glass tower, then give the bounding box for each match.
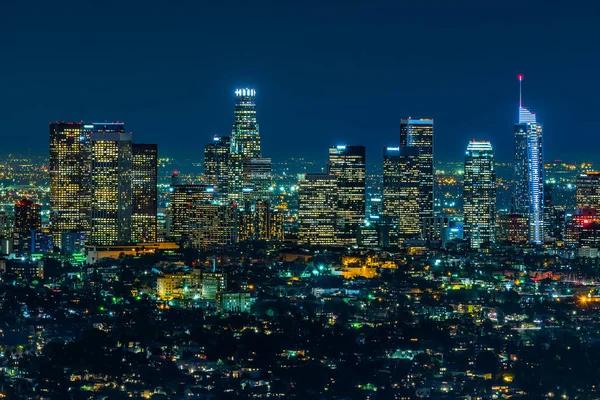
[298,174,338,246]
[400,118,434,235]
[89,123,132,245]
[49,122,91,249]
[463,141,496,249]
[204,135,231,199]
[328,145,366,245]
[131,143,158,243]
[513,75,544,244]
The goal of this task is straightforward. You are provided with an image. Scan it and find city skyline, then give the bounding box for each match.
[2,1,599,163]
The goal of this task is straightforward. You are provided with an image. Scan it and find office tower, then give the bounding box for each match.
[238,200,284,242]
[463,141,496,249]
[170,184,214,242]
[513,75,544,244]
[49,122,91,248]
[382,146,401,223]
[89,123,132,245]
[543,184,566,242]
[421,216,450,242]
[204,135,231,198]
[400,118,434,231]
[576,172,600,210]
[189,202,238,249]
[565,208,600,248]
[497,210,529,244]
[231,88,260,157]
[298,174,338,246]
[243,157,272,200]
[131,144,158,243]
[328,145,366,245]
[229,88,260,201]
[13,199,42,253]
[397,147,421,243]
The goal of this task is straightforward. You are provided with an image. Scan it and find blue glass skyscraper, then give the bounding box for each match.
[513,75,544,244]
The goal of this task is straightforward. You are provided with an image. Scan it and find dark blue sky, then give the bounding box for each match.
[2,0,598,163]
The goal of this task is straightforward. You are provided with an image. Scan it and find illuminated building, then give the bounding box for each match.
[397,147,421,243]
[169,185,214,242]
[204,135,231,199]
[576,172,600,210]
[49,122,91,249]
[513,75,544,244]
[497,210,528,244]
[382,146,401,238]
[328,145,366,245]
[238,200,284,242]
[157,270,202,299]
[565,208,600,248]
[243,157,272,199]
[420,216,450,242]
[229,88,261,201]
[217,292,252,313]
[400,118,434,234]
[298,174,338,246]
[201,271,228,299]
[131,144,158,243]
[89,123,132,245]
[543,184,565,242]
[189,202,238,249]
[463,141,496,248]
[13,198,41,253]
[231,88,260,157]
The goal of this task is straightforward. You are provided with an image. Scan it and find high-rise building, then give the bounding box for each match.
[576,172,600,210]
[13,199,42,253]
[513,75,544,244]
[328,145,366,245]
[243,157,272,200]
[397,147,421,243]
[298,174,338,246]
[204,135,231,199]
[131,144,158,243]
[228,88,261,201]
[382,146,401,228]
[170,184,215,242]
[238,200,284,242]
[89,123,132,245]
[231,88,260,157]
[189,202,238,250]
[463,141,496,249]
[0,209,12,239]
[400,118,434,232]
[49,122,91,248]
[497,210,529,244]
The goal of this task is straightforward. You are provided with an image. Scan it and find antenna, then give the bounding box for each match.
[518,74,524,108]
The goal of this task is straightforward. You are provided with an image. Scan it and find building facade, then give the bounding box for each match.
[328,145,366,245]
[463,141,496,249]
[131,144,158,243]
[298,174,338,246]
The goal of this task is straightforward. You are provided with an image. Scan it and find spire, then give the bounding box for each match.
[518,74,523,108]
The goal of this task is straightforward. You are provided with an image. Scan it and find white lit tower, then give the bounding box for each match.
[513,74,544,244]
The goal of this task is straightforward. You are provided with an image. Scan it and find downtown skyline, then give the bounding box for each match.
[2,1,599,163]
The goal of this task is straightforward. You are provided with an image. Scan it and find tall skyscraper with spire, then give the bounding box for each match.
[513,75,544,244]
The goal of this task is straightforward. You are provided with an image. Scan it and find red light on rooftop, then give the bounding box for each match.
[518,74,524,81]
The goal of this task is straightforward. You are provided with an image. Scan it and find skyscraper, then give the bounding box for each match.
[170,184,214,243]
[298,174,338,246]
[513,75,544,244]
[204,135,231,199]
[13,199,42,253]
[397,146,421,242]
[400,118,434,233]
[382,147,401,222]
[243,157,272,200]
[49,122,91,248]
[89,123,132,245]
[463,140,496,249]
[576,171,600,210]
[131,143,158,243]
[229,88,261,201]
[328,145,366,245]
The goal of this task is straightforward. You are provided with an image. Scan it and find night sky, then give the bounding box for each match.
[2,0,598,163]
